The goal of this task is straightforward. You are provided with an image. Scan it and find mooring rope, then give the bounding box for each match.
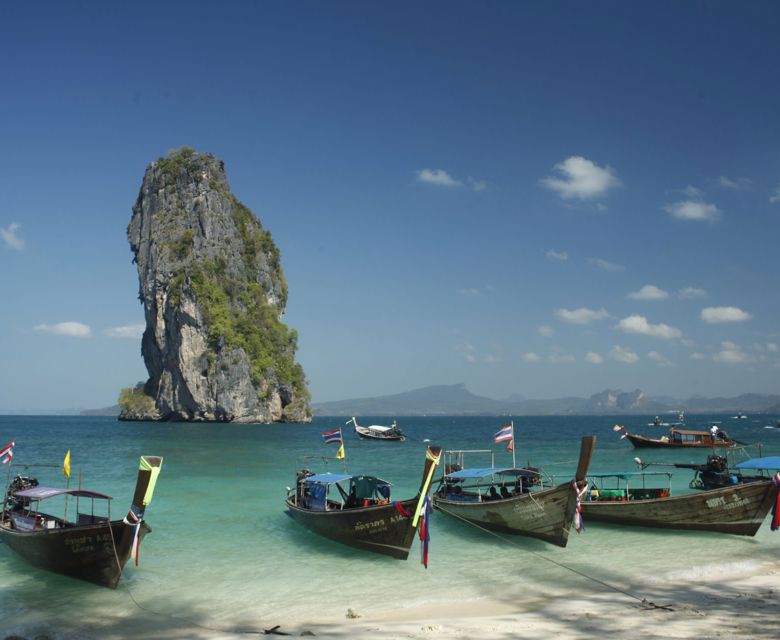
[124,583,296,635]
[108,521,289,636]
[435,504,674,611]
[121,584,291,635]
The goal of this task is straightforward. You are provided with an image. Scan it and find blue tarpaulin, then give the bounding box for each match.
[733,457,780,470]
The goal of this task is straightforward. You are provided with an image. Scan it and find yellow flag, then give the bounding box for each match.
[63,450,71,479]
[335,443,345,460]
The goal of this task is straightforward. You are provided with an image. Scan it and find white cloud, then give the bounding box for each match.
[1,223,24,251]
[647,351,673,367]
[537,325,555,337]
[690,352,706,360]
[417,168,461,188]
[467,176,486,192]
[456,343,477,362]
[555,307,609,325]
[701,306,752,324]
[585,351,604,364]
[627,284,669,300]
[678,287,707,299]
[545,249,568,261]
[34,321,92,338]
[483,354,500,364]
[549,351,576,364]
[522,352,541,363]
[664,200,721,222]
[682,185,703,198]
[456,288,480,296]
[417,169,485,191]
[616,315,682,340]
[105,323,145,339]
[712,341,752,364]
[540,156,620,200]
[718,176,750,190]
[770,184,780,204]
[767,342,778,353]
[609,345,639,364]
[588,257,625,272]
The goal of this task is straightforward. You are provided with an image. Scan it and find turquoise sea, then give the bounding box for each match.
[1,415,778,638]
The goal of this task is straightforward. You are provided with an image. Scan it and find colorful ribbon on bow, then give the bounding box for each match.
[572,480,587,533]
[123,503,145,565]
[418,496,432,568]
[771,472,780,532]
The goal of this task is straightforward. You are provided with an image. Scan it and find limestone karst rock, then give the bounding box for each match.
[119,147,311,423]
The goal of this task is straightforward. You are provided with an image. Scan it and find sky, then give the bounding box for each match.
[1,2,779,411]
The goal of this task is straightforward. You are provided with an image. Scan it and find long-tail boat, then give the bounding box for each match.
[431,436,596,547]
[347,417,406,441]
[582,459,780,536]
[0,456,163,588]
[625,428,737,449]
[285,446,441,559]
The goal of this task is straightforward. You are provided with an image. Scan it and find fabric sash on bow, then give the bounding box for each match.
[572,480,587,533]
[123,503,145,565]
[418,496,432,568]
[771,473,780,532]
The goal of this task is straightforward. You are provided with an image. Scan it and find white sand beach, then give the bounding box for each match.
[291,560,777,640]
[7,558,775,640]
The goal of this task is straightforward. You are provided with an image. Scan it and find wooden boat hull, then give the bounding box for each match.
[433,482,578,547]
[626,433,736,449]
[354,427,405,441]
[581,480,777,536]
[285,497,419,559]
[0,517,150,588]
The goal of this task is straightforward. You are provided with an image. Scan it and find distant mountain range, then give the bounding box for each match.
[311,383,780,416]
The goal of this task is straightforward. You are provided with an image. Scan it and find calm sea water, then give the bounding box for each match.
[1,414,778,637]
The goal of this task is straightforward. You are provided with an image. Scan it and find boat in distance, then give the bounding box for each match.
[432,435,595,547]
[648,411,686,427]
[625,428,737,449]
[0,455,163,588]
[285,446,441,559]
[582,469,778,536]
[347,417,406,441]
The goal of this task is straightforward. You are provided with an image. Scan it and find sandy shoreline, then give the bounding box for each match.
[296,560,777,640]
[7,559,775,640]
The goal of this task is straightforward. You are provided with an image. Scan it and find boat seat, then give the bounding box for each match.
[10,514,37,531]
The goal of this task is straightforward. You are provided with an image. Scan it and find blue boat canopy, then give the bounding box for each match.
[445,467,536,480]
[733,457,780,471]
[12,486,113,501]
[303,472,352,485]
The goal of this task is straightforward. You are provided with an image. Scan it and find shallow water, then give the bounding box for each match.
[0,415,778,636]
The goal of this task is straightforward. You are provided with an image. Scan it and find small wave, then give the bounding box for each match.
[646,559,762,584]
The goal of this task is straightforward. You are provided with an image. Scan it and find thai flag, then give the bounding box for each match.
[322,428,342,445]
[494,424,513,443]
[0,440,14,464]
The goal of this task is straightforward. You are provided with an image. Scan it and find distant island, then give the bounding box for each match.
[309,383,780,417]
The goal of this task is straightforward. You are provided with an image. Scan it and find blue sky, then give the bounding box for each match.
[1,2,779,411]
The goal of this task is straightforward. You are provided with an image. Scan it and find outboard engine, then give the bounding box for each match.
[691,455,731,490]
[6,475,39,512]
[295,469,314,502]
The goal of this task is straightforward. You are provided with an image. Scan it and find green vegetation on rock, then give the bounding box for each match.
[156,146,196,182]
[188,260,308,402]
[118,383,156,414]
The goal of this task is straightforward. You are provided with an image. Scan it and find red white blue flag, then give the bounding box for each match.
[322,428,342,445]
[0,440,14,464]
[494,424,513,443]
